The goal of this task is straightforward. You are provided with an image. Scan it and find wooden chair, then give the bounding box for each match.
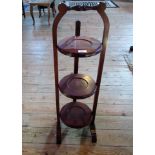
[38,0,56,17]
[52,2,110,144]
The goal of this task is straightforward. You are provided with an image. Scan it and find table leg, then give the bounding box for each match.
[53,2,56,16]
[38,6,42,18]
[22,1,26,18]
[30,5,35,25]
[48,5,50,25]
[129,46,133,53]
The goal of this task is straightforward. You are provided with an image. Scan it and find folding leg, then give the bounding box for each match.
[56,122,61,144]
[90,123,97,143]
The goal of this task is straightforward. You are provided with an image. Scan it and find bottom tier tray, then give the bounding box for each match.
[60,102,92,128]
[59,74,96,99]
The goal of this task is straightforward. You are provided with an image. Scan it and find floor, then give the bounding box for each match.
[22,1,133,154]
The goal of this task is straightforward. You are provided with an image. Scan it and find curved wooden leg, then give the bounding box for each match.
[90,123,97,143]
[30,5,35,25]
[56,122,61,144]
[48,5,50,25]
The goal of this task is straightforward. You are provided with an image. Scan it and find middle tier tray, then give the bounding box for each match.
[59,74,96,99]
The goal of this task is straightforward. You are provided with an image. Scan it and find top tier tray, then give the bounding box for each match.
[57,36,102,57]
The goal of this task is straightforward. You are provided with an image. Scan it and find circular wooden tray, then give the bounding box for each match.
[59,74,96,99]
[60,102,92,128]
[57,36,102,57]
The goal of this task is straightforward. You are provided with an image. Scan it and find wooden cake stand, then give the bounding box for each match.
[52,2,110,144]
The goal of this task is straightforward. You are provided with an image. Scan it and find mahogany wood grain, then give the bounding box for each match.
[59,74,96,99]
[52,2,110,143]
[60,102,92,128]
[73,21,81,102]
[91,2,110,124]
[57,36,102,57]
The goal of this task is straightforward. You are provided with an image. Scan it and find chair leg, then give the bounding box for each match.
[22,1,26,18]
[50,1,56,17]
[129,46,133,53]
[38,6,42,18]
[43,8,45,14]
[53,5,56,16]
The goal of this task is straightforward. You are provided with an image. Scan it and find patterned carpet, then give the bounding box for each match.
[65,0,119,8]
[23,0,119,12]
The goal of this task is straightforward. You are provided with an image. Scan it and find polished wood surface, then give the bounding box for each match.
[22,0,133,154]
[57,36,102,57]
[60,102,92,128]
[53,2,109,143]
[59,74,96,99]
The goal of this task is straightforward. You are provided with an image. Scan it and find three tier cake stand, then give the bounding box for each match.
[52,2,110,144]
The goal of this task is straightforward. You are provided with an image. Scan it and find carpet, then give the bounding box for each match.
[23,0,119,12]
[66,0,119,8]
[103,0,119,8]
